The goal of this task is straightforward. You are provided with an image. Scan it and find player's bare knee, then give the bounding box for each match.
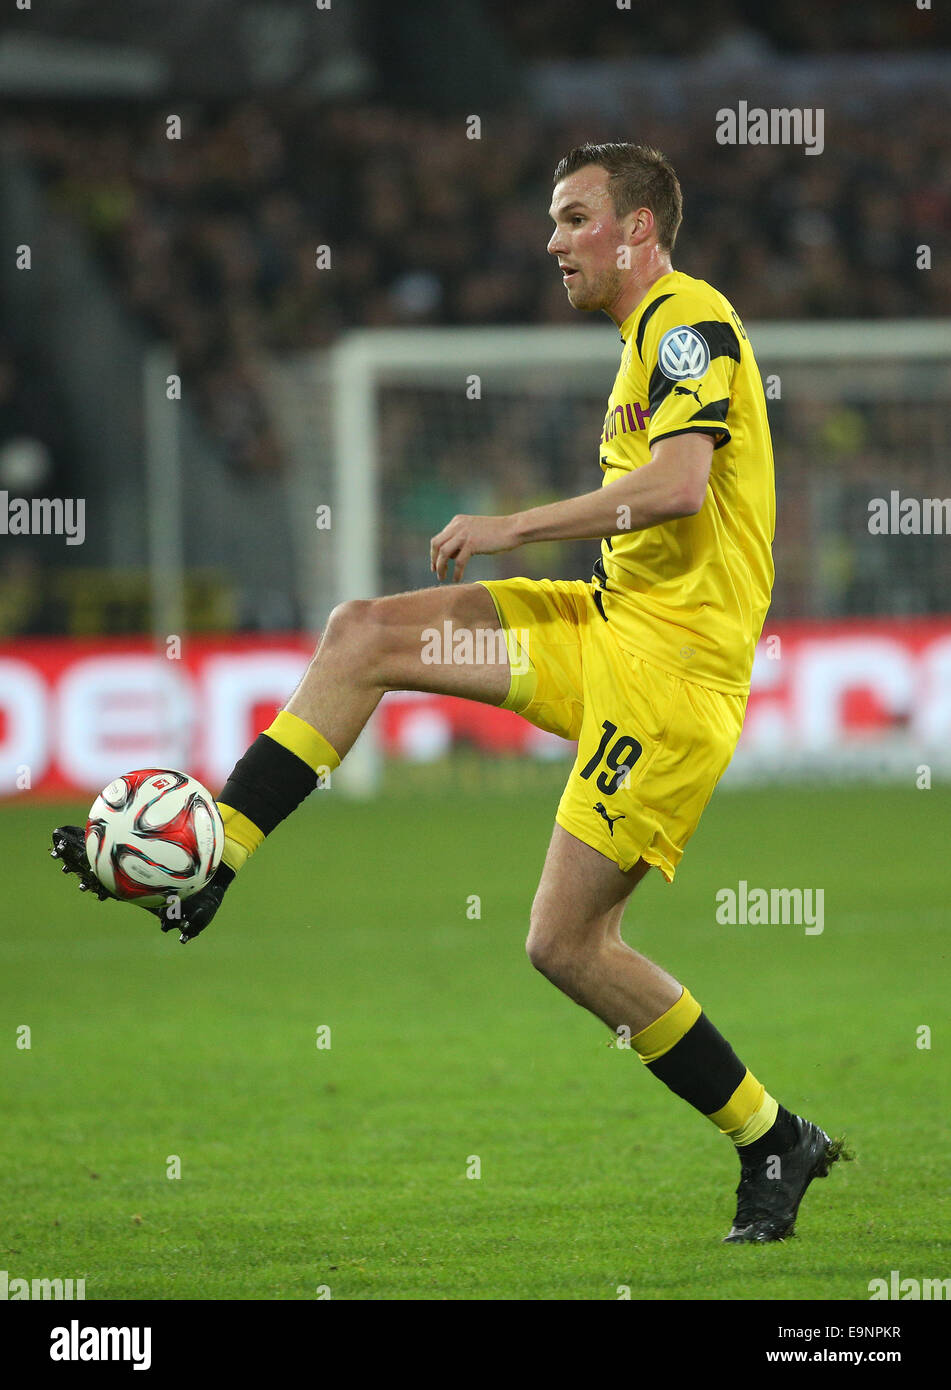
[320,598,384,664]
[321,595,429,689]
[526,922,574,985]
[322,597,371,642]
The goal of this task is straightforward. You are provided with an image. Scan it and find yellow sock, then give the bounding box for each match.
[709,1073,779,1145]
[218,805,265,873]
[631,988,780,1146]
[265,710,341,779]
[217,710,341,873]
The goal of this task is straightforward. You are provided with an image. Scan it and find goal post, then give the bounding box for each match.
[315,319,951,794]
[328,324,628,795]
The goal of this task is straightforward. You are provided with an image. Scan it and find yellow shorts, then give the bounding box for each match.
[479,577,748,881]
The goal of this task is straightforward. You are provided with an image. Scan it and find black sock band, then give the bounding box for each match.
[646,1012,746,1115]
[219,733,318,837]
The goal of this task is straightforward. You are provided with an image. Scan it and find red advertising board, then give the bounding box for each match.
[1,619,949,796]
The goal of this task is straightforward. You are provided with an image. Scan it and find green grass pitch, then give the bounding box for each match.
[2,772,949,1300]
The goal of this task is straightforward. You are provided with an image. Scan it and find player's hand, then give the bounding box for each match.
[430,514,519,583]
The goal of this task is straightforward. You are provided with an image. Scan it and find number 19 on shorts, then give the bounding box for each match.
[579,720,643,795]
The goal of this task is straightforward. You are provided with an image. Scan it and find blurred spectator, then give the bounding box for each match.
[13,80,948,480]
[0,345,57,493]
[484,0,949,57]
[2,57,949,629]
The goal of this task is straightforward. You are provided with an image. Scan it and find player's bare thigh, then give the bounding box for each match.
[526,824,682,1032]
[529,824,650,956]
[316,582,510,704]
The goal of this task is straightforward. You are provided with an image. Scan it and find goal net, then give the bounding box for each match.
[270,321,951,792]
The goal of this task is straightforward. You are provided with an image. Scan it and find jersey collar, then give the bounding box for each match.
[618,270,680,342]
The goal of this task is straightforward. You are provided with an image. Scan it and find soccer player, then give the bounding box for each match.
[52,142,847,1243]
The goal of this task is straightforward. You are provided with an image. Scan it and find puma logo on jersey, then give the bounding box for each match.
[593,802,626,835]
[674,385,703,405]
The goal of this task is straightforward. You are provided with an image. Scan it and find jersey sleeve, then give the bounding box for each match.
[638,292,741,450]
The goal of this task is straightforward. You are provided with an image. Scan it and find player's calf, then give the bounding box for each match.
[525,828,847,1241]
[50,582,512,944]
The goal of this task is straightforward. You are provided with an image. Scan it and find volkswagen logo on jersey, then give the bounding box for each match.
[658,325,711,382]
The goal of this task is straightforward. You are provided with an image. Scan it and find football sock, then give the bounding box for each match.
[216,710,341,874]
[630,987,793,1155]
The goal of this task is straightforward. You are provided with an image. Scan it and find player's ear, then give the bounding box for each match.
[630,206,655,244]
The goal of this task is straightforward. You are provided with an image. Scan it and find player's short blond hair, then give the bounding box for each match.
[553,142,683,252]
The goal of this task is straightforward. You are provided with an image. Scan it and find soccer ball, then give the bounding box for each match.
[85,769,224,909]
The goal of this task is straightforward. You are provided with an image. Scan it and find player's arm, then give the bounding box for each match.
[513,431,715,542]
[430,432,715,583]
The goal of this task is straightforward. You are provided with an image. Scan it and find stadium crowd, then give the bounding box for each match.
[488,0,949,58]
[2,52,949,634]
[13,84,951,478]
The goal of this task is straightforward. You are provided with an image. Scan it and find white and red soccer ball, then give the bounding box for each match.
[85,769,224,909]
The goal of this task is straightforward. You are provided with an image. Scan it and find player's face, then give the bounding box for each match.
[548,167,627,313]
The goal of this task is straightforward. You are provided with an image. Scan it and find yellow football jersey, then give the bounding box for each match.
[594,269,775,694]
